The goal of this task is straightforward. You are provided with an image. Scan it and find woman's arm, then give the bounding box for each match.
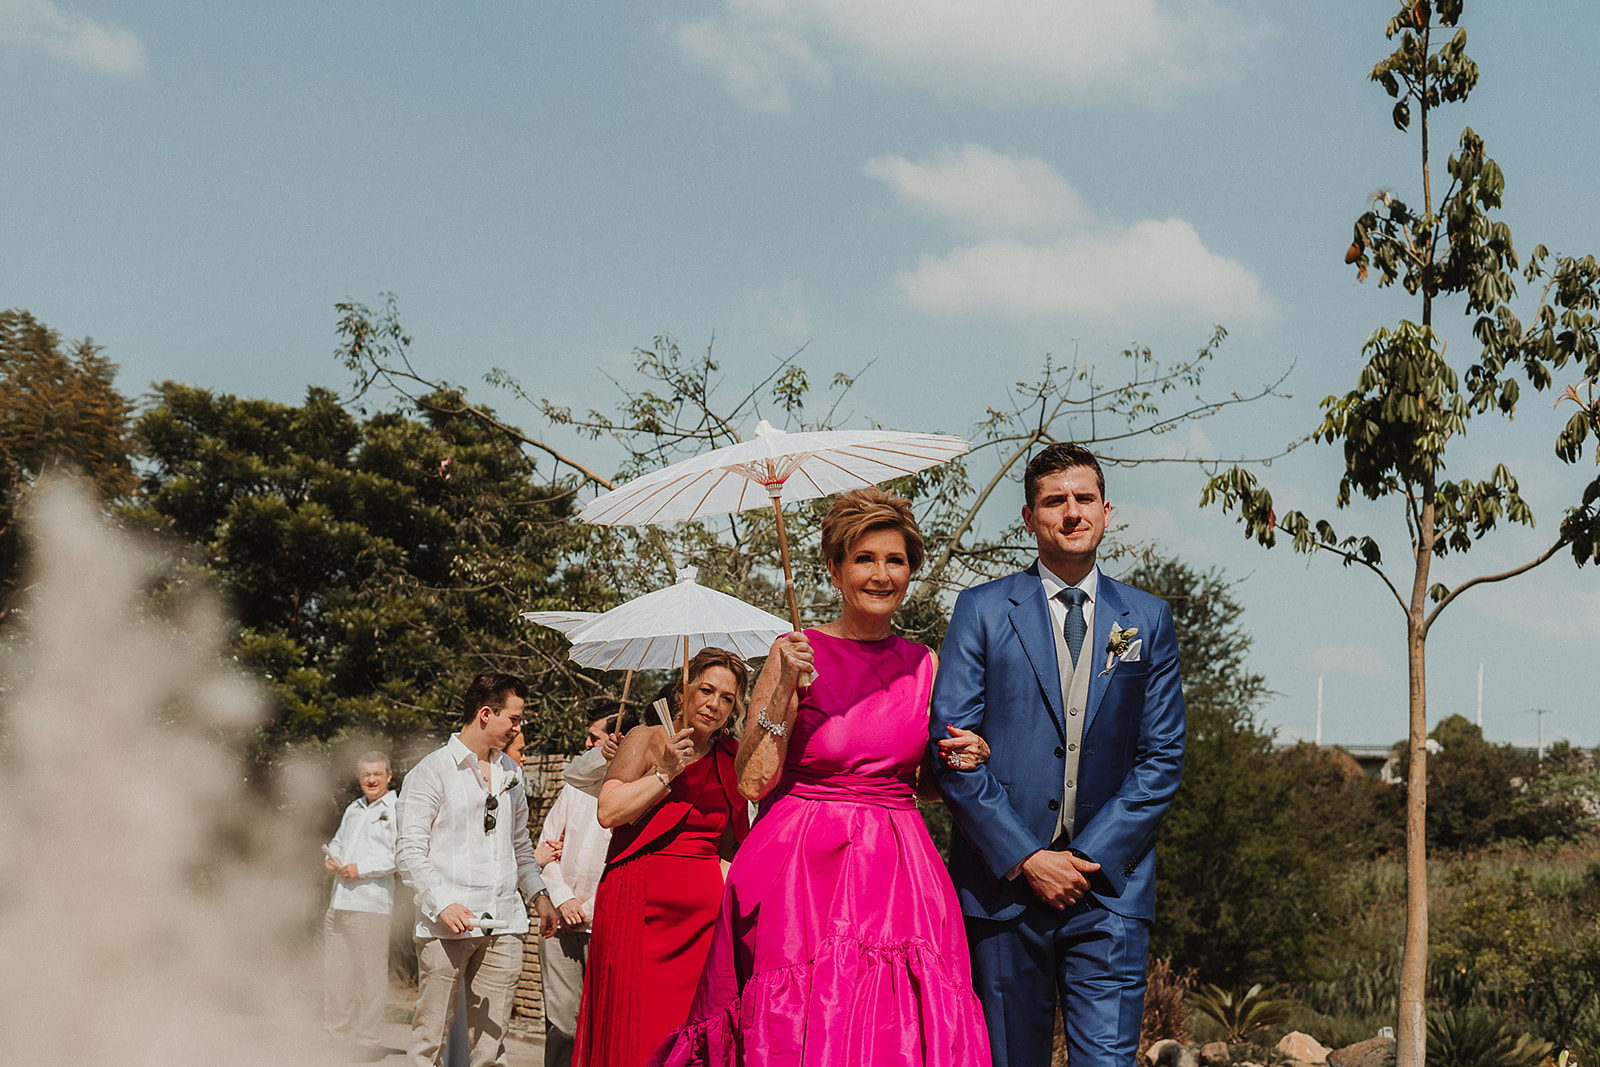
[597,724,695,827]
[735,633,812,801]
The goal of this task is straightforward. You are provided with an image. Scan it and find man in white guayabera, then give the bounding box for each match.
[397,672,558,1067]
[323,751,398,1059]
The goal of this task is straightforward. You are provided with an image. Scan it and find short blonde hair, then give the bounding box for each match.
[818,487,925,573]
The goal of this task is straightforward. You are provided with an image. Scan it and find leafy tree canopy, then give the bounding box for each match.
[0,309,137,620]
[124,382,600,760]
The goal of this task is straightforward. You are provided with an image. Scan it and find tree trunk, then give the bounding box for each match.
[1397,492,1435,1067]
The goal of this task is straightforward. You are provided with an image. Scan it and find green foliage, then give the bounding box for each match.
[1302,845,1600,1049]
[1188,982,1296,1044]
[1426,1009,1552,1067]
[124,383,597,758]
[1431,858,1600,1046]
[1380,717,1596,849]
[0,309,137,620]
[1134,556,1392,986]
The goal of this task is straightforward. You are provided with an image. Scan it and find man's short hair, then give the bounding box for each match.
[356,750,390,772]
[605,708,641,736]
[1024,443,1105,507]
[459,671,530,725]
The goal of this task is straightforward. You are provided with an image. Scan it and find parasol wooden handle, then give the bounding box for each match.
[767,488,813,686]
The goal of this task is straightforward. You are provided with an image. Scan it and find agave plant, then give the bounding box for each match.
[1425,1009,1553,1067]
[1187,982,1296,1044]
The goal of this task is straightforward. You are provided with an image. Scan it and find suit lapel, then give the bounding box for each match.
[1007,564,1067,735]
[1084,573,1131,736]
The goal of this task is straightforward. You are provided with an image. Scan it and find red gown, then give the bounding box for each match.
[573,740,746,1067]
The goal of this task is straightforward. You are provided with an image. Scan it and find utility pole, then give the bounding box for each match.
[1525,708,1556,760]
[1476,663,1483,730]
[1316,674,1323,747]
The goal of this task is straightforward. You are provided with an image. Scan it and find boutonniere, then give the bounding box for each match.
[377,812,390,822]
[1100,623,1139,677]
[500,777,521,795]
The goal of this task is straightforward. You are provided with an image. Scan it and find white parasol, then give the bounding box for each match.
[521,568,790,718]
[519,610,599,636]
[577,420,969,627]
[558,567,790,671]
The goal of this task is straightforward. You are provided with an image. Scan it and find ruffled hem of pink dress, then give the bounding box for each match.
[647,931,992,1067]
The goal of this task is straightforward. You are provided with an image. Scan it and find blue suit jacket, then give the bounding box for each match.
[930,563,1185,922]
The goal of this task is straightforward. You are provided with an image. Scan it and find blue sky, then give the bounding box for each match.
[5,0,1597,748]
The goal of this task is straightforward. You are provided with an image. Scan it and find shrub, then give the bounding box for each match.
[1426,1008,1551,1067]
[1188,982,1296,1044]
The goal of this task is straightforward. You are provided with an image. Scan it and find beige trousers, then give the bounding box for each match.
[538,929,589,1067]
[323,908,392,1045]
[410,933,525,1067]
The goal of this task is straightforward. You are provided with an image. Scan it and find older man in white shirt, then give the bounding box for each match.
[324,751,398,1056]
[397,672,558,1067]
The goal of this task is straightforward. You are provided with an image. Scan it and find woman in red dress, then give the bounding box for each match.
[572,647,750,1067]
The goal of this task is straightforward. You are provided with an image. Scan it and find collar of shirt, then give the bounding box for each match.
[1037,560,1100,607]
[355,791,394,812]
[445,733,514,792]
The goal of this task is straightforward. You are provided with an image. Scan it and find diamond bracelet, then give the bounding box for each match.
[756,706,788,739]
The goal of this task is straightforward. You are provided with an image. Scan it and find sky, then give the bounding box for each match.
[4,0,1598,750]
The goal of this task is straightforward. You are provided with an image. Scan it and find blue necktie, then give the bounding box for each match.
[1059,587,1087,663]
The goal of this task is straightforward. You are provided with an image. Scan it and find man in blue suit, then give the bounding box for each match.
[931,443,1185,1067]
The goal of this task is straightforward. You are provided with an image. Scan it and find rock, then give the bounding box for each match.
[1149,1041,1200,1067]
[1147,1039,1179,1065]
[1278,1031,1332,1064]
[1327,1035,1396,1067]
[1200,1041,1231,1066]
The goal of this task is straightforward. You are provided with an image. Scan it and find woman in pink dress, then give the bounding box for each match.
[650,487,993,1067]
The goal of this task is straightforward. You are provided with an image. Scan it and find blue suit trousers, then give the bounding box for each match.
[966,899,1150,1067]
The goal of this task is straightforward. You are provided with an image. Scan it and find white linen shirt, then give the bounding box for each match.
[326,791,398,914]
[537,779,610,928]
[396,735,547,939]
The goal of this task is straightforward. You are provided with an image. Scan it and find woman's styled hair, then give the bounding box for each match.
[818,487,925,573]
[649,646,751,739]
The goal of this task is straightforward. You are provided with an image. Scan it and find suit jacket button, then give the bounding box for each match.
[1054,746,1065,758]
[1048,799,1060,811]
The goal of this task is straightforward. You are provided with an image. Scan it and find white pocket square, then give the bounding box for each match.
[1120,638,1142,662]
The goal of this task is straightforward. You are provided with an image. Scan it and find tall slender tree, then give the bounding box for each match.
[1202,4,1600,1063]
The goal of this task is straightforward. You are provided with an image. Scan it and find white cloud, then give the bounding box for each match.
[864,144,1089,237]
[673,14,826,113]
[672,0,1258,110]
[0,0,146,76]
[867,145,1272,328]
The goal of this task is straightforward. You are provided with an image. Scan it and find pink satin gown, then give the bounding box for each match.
[649,629,992,1067]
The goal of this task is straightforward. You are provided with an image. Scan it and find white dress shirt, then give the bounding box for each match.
[1037,561,1099,672]
[396,734,547,939]
[537,780,610,928]
[326,791,398,914]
